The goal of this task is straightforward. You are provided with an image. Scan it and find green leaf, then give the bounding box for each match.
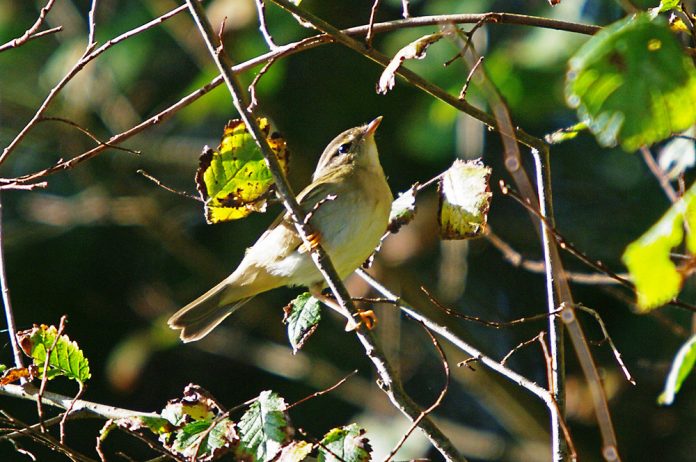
[170,418,237,460]
[237,391,292,462]
[283,293,321,354]
[657,0,681,13]
[387,184,418,233]
[658,335,696,405]
[17,324,90,384]
[438,159,492,239]
[622,182,696,311]
[377,32,447,94]
[566,14,696,151]
[318,424,372,462]
[196,118,289,224]
[545,122,589,145]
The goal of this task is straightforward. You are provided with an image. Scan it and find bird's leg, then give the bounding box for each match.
[309,289,377,331]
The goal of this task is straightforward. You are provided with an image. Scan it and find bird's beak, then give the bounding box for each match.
[365,116,383,137]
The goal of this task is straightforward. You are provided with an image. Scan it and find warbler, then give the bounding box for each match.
[169,117,393,342]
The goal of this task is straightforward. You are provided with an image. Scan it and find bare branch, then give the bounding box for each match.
[366,0,382,47]
[0,193,24,370]
[254,0,278,49]
[0,0,58,53]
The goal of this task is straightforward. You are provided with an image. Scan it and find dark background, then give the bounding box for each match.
[1,0,694,460]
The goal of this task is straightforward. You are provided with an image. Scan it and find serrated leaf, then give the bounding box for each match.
[318,424,372,462]
[196,118,289,224]
[658,335,696,405]
[387,184,418,233]
[566,14,696,151]
[237,391,292,462]
[16,324,90,384]
[438,159,492,239]
[170,418,237,460]
[377,32,446,94]
[622,182,696,311]
[283,293,321,354]
[277,440,314,462]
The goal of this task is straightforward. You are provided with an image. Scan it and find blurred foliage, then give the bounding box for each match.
[0,1,695,461]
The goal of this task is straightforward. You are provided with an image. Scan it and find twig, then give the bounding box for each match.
[248,55,279,111]
[384,322,449,462]
[0,192,24,370]
[287,370,356,410]
[37,315,68,433]
[401,0,410,18]
[574,304,635,385]
[87,0,99,47]
[537,333,578,461]
[500,332,544,365]
[458,55,484,99]
[0,3,190,166]
[60,383,86,444]
[38,117,140,155]
[484,228,627,285]
[3,11,598,187]
[137,170,201,202]
[640,146,678,203]
[366,0,382,47]
[184,2,465,460]
[421,286,561,328]
[356,269,555,405]
[0,0,58,53]
[254,0,278,49]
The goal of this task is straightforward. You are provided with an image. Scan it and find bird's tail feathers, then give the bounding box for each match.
[168,278,254,343]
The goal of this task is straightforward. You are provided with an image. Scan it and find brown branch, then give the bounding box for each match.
[640,146,678,203]
[0,192,24,371]
[254,0,278,49]
[286,370,357,410]
[0,0,58,53]
[366,0,382,47]
[37,316,68,433]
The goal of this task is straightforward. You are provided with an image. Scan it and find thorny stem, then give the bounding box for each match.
[184,2,464,460]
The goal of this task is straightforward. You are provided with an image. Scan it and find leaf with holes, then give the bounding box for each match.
[438,159,492,239]
[284,293,321,354]
[318,424,372,462]
[622,182,696,310]
[196,118,289,224]
[658,335,696,405]
[237,391,292,462]
[566,14,696,151]
[17,324,90,384]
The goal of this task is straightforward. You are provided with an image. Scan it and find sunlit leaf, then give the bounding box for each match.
[17,324,90,384]
[237,391,292,462]
[387,184,418,233]
[377,32,446,94]
[658,131,696,180]
[318,424,371,462]
[658,335,696,405]
[277,440,314,462]
[284,292,321,354]
[196,118,289,224]
[0,366,35,385]
[566,14,696,151]
[622,182,696,310]
[545,122,589,145]
[438,159,492,239]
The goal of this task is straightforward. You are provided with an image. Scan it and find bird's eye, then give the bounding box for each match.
[338,142,352,154]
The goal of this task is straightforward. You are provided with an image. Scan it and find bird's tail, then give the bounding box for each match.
[168,277,255,343]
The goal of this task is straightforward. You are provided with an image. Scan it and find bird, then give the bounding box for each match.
[168,117,393,342]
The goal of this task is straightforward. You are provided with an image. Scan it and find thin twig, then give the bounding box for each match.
[537,333,578,461]
[421,286,561,328]
[87,0,98,47]
[500,332,544,365]
[60,383,86,444]
[137,170,201,202]
[248,55,279,111]
[37,315,68,433]
[0,192,24,370]
[0,0,58,53]
[254,0,278,49]
[366,0,382,47]
[401,0,410,18]
[384,322,449,462]
[574,304,635,385]
[287,370,357,410]
[640,146,678,203]
[38,117,140,155]
[458,55,484,99]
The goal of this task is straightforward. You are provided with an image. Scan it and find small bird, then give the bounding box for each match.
[169,117,393,342]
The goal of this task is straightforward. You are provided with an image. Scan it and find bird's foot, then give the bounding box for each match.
[345,309,377,331]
